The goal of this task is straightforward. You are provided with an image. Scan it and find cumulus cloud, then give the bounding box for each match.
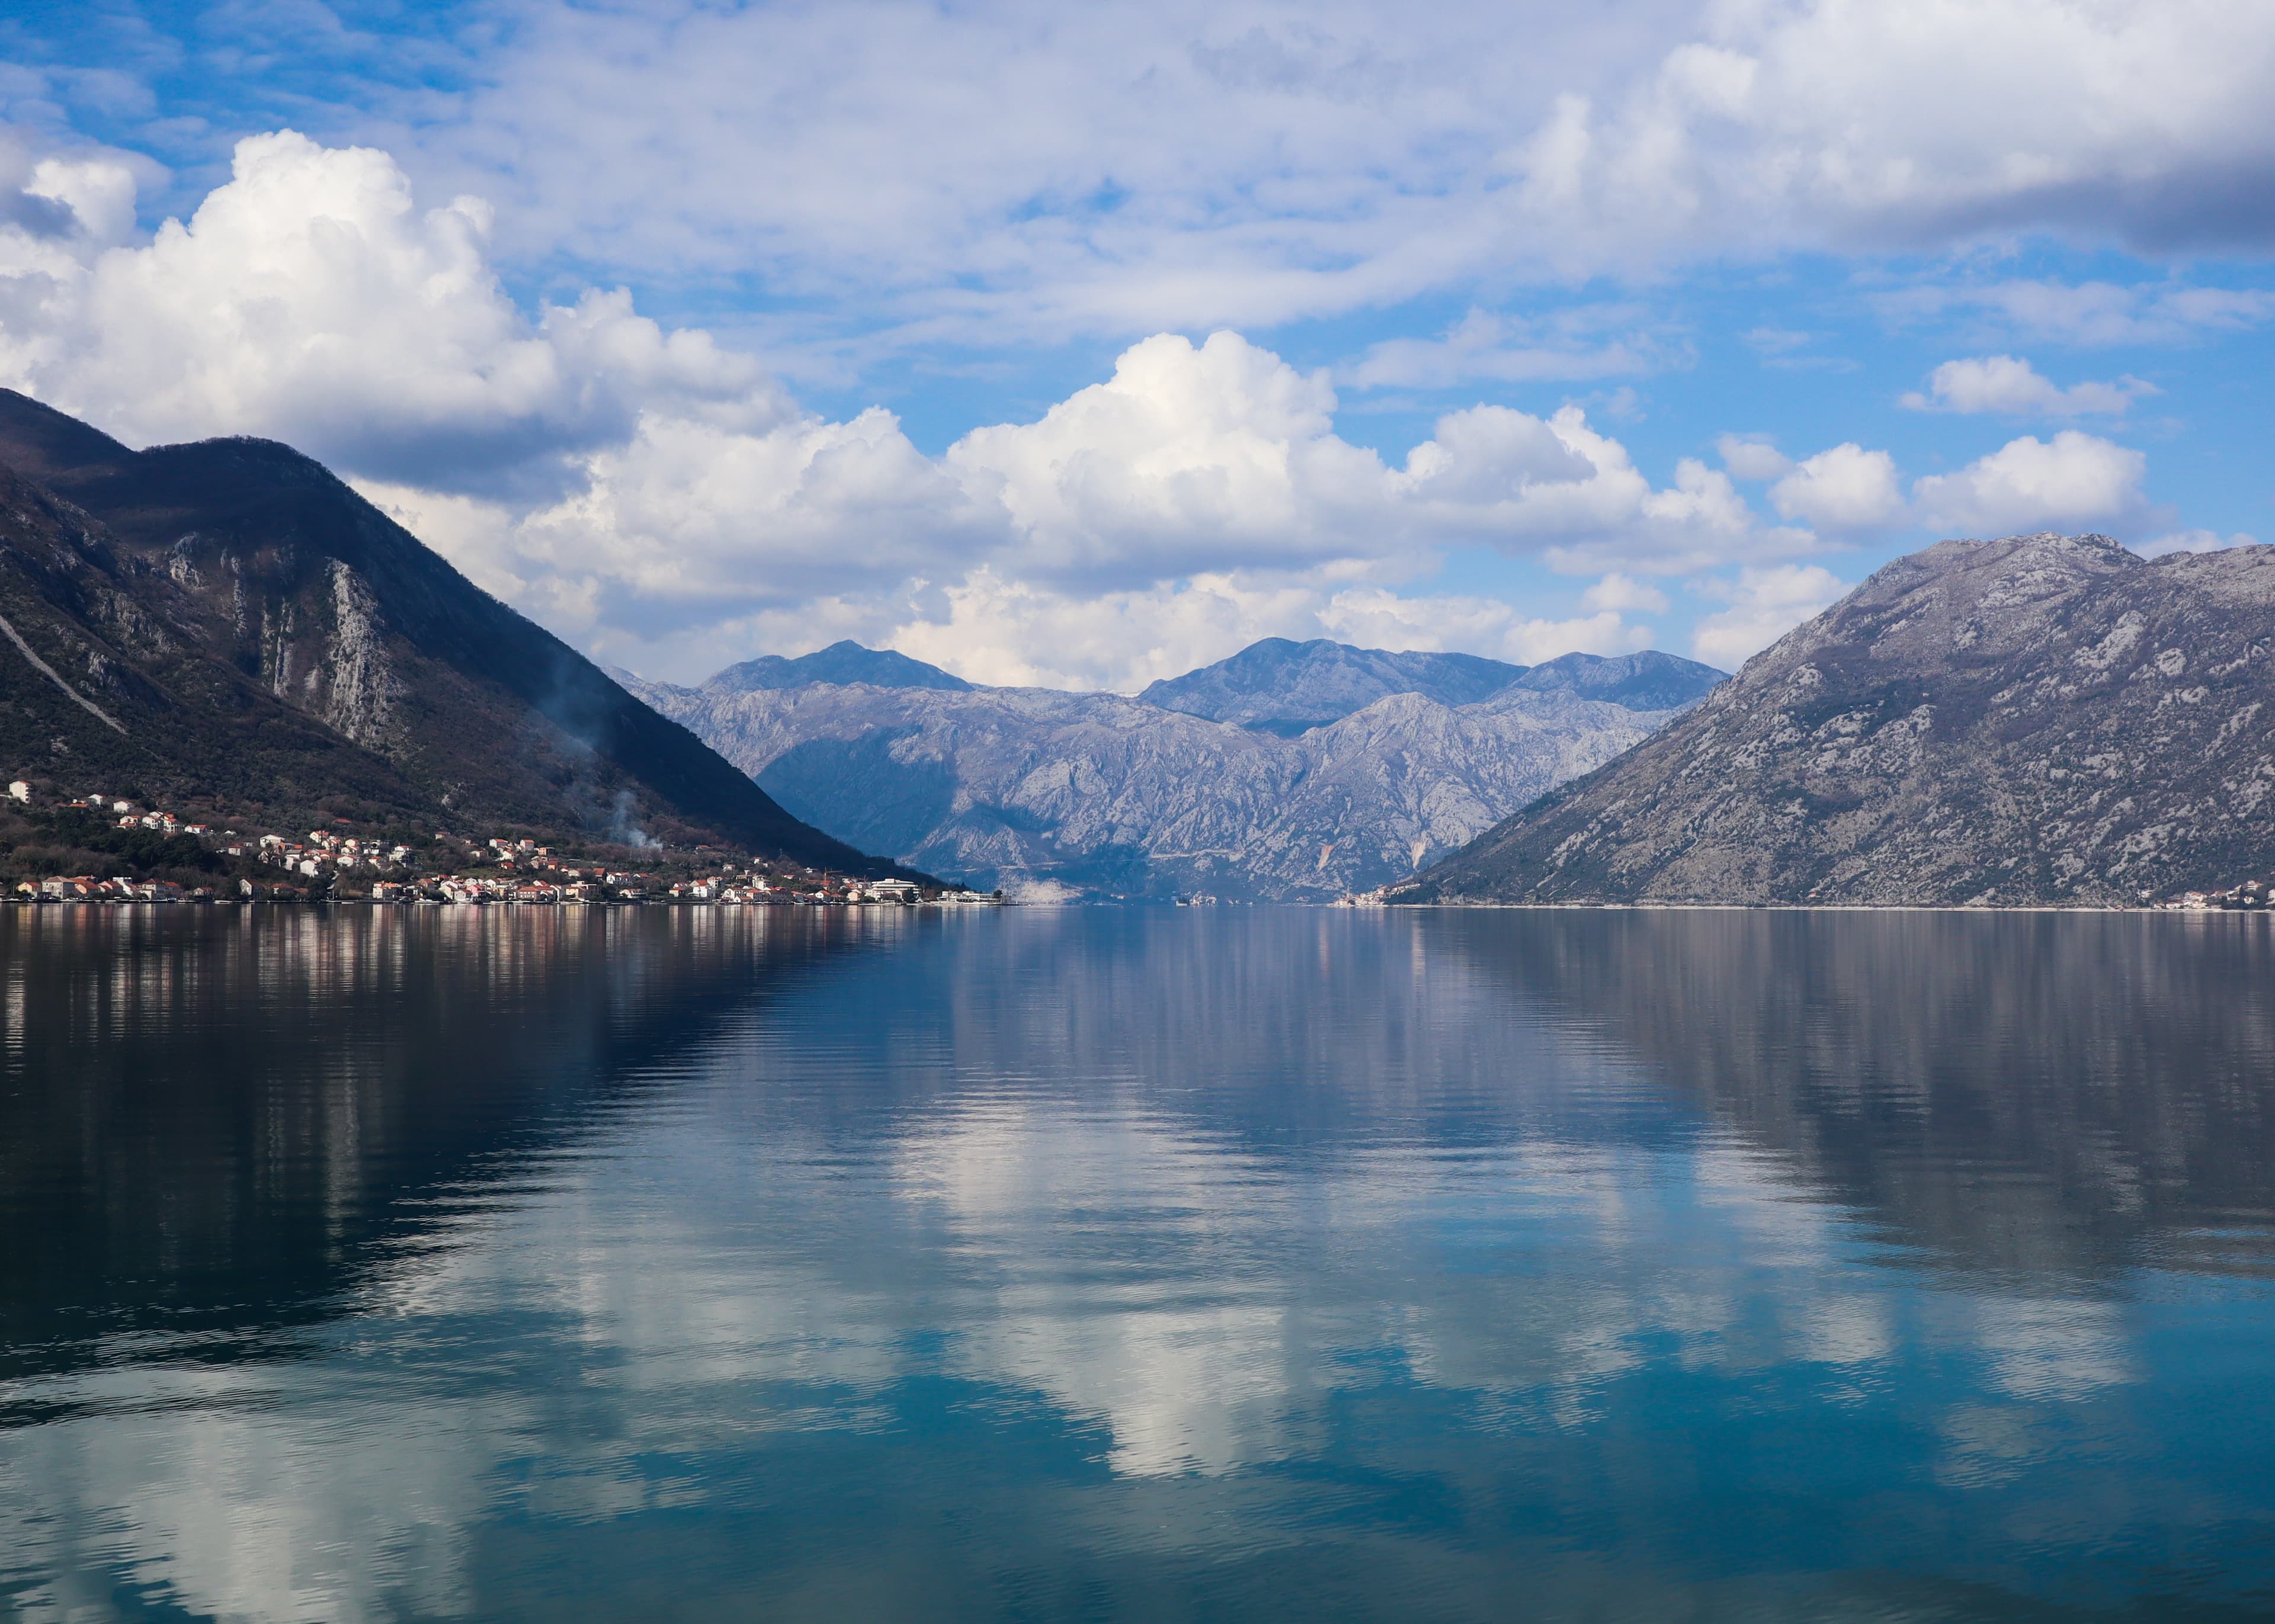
[1899,355,2154,416]
[880,570,1327,692]
[1716,435,1793,482]
[944,332,1382,586]
[20,124,2227,697]
[832,573,1655,694]
[459,319,1815,682]
[1768,444,1905,533]
[1315,585,1653,666]
[0,130,147,247]
[1910,431,2149,538]
[1580,573,1671,615]
[1690,564,1850,669]
[0,130,789,493]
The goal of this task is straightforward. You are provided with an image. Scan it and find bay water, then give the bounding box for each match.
[4,905,2274,1621]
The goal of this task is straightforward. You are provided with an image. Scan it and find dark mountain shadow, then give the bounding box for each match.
[726,909,2275,1286]
[0,388,902,869]
[1432,909,2275,1279]
[0,907,874,1396]
[758,730,963,858]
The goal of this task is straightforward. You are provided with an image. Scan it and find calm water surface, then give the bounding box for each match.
[4,905,2275,1621]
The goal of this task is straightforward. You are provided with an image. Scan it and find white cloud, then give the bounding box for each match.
[497,329,1813,679]
[1341,307,1665,391]
[881,570,1328,691]
[1690,564,1849,668]
[2136,529,2259,559]
[1716,434,1793,482]
[668,570,1655,695]
[14,123,2247,702]
[1875,279,2275,348]
[1580,573,1671,615]
[0,130,789,492]
[1899,355,2153,416]
[107,0,2258,351]
[1494,2,2275,271]
[1315,585,1653,667]
[1768,444,1905,532]
[1910,431,2149,538]
[944,331,1382,586]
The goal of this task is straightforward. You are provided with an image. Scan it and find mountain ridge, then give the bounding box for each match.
[1399,532,2275,907]
[0,389,914,875]
[706,640,973,695]
[1132,638,1723,736]
[628,639,1724,899]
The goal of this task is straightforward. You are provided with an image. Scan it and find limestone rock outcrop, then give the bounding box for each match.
[1402,533,2275,906]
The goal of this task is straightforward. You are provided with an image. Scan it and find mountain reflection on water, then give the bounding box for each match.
[4,906,2274,1622]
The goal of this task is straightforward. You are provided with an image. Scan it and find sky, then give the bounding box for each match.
[1,0,2271,689]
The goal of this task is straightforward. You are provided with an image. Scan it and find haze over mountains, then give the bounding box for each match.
[0,391,903,874]
[627,641,1724,900]
[1404,532,2275,907]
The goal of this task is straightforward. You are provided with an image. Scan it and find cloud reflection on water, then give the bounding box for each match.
[2,907,2271,1621]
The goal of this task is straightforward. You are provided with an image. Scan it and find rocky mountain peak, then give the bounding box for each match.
[1402,532,2275,908]
[0,390,909,871]
[703,640,972,695]
[1139,638,1529,736]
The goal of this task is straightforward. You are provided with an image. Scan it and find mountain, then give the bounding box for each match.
[1507,649,1734,710]
[0,389,899,872]
[1139,638,1723,736]
[0,457,440,827]
[1140,638,1533,736]
[629,641,1723,900]
[1400,532,2275,907]
[705,640,972,694]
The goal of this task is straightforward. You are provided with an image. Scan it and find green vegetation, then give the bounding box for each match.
[0,806,235,888]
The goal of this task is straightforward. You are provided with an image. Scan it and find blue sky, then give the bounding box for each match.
[2,0,2272,686]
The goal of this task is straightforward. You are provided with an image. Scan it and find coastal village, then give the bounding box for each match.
[8,774,2273,912]
[2170,880,2275,912]
[0,779,998,907]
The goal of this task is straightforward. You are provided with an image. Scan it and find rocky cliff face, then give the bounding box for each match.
[0,455,447,825]
[0,390,896,869]
[1403,532,2275,907]
[630,643,1718,899]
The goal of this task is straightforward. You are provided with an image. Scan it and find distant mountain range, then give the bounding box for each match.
[706,641,976,695]
[0,391,907,874]
[1401,532,2275,907]
[1142,638,1720,734]
[626,641,1724,900]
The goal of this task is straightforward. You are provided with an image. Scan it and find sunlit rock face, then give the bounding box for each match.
[629,643,1722,900]
[1407,534,2275,906]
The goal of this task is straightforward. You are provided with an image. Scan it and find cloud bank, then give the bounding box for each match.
[326,0,2275,348]
[0,130,2193,687]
